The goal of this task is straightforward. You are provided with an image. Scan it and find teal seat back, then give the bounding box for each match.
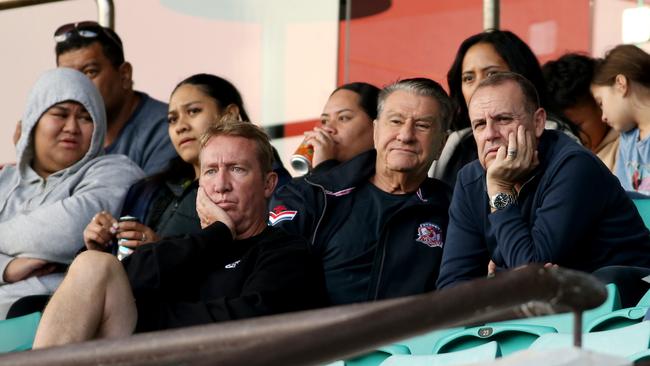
[586,306,649,332]
[484,283,621,333]
[0,312,41,353]
[394,327,465,355]
[345,344,410,366]
[380,341,500,366]
[432,324,556,356]
[637,287,650,307]
[633,199,650,228]
[530,320,650,358]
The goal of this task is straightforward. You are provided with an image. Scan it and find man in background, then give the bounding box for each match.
[54,21,176,174]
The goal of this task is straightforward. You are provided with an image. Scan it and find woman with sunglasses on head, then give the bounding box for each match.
[54,21,177,175]
[431,29,580,187]
[83,74,291,254]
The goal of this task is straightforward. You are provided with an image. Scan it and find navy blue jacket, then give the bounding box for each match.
[437,130,650,289]
[270,150,451,304]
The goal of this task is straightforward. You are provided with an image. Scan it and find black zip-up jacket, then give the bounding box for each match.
[269,150,451,305]
[122,222,328,332]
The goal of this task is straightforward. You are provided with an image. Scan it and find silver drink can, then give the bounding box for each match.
[117,215,138,261]
[290,139,313,176]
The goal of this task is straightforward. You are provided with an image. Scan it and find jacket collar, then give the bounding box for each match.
[306,149,450,204]
[306,149,377,192]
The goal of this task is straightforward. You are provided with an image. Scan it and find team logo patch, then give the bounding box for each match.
[415,222,443,248]
[268,205,298,226]
[225,260,240,269]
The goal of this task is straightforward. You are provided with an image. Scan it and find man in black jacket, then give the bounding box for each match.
[270,78,453,305]
[33,122,327,348]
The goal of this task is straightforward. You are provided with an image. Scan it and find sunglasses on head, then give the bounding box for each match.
[54,21,122,51]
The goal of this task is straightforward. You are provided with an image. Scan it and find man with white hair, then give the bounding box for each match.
[270,78,452,305]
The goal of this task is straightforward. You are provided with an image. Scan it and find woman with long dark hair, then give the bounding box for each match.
[83,74,291,251]
[431,29,579,186]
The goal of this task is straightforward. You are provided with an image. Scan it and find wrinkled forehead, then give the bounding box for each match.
[381,90,440,119]
[469,83,526,115]
[200,135,258,166]
[37,101,93,127]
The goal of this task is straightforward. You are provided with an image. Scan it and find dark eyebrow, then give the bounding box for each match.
[482,65,505,72]
[49,105,73,113]
[493,113,515,120]
[471,118,486,127]
[182,101,203,108]
[81,61,101,69]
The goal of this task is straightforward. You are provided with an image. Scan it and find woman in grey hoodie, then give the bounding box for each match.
[0,68,144,319]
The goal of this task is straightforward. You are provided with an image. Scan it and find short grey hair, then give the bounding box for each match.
[377,78,453,132]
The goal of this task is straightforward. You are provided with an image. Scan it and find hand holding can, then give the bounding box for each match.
[116,215,138,261]
[291,139,314,176]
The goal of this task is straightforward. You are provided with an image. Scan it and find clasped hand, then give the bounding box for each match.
[83,211,158,251]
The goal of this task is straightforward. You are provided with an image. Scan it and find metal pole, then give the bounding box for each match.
[573,311,583,348]
[0,0,114,29]
[96,0,114,29]
[483,0,500,30]
[343,0,351,84]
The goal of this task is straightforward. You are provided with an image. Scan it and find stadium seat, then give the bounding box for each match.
[484,283,621,333]
[393,327,465,355]
[586,306,649,332]
[632,199,650,228]
[0,312,41,353]
[379,341,500,366]
[432,324,556,356]
[329,328,464,365]
[637,287,650,307]
[630,348,650,363]
[529,320,650,358]
[344,344,410,366]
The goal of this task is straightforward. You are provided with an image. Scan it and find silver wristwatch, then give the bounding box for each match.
[489,192,516,210]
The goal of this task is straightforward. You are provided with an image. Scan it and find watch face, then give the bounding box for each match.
[491,192,515,210]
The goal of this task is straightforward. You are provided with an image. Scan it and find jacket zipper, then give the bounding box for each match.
[372,197,432,300]
[372,228,388,300]
[304,177,328,245]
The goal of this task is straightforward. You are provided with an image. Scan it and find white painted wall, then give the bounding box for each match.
[0,0,339,174]
[592,0,650,57]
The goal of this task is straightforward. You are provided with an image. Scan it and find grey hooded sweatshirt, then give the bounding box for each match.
[0,68,144,314]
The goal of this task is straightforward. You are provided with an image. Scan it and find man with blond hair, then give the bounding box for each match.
[34,122,326,347]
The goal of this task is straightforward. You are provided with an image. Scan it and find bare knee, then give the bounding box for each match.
[67,251,121,285]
